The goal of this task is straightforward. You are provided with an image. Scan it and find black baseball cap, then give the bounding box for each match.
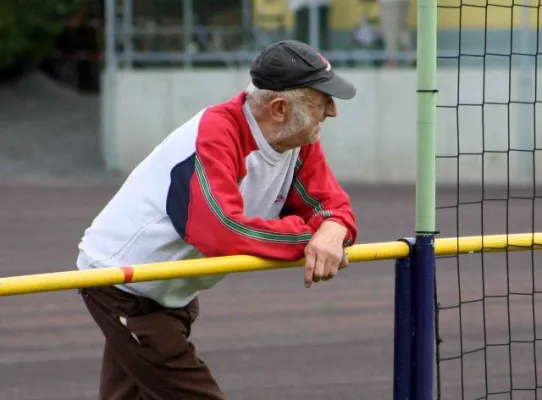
[249,40,356,100]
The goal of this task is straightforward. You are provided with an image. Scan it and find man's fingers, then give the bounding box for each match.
[321,252,347,281]
[312,257,326,283]
[339,251,349,269]
[305,245,348,287]
[321,265,338,281]
[321,253,341,281]
[330,257,340,277]
[304,251,316,288]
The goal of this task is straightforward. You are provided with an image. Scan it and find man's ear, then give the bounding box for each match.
[268,97,288,124]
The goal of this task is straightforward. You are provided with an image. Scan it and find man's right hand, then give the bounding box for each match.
[303,220,349,288]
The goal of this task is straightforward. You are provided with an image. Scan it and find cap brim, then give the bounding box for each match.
[310,72,357,100]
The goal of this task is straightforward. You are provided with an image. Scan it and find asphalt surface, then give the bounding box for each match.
[0,181,540,400]
[0,73,102,179]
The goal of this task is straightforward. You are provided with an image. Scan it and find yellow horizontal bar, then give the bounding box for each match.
[0,233,540,297]
[0,241,409,297]
[435,232,542,256]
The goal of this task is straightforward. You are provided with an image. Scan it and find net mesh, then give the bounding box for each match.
[434,0,542,398]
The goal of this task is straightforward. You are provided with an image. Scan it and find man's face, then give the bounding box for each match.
[280,89,337,147]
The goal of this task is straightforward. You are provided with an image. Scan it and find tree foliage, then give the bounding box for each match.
[0,0,83,72]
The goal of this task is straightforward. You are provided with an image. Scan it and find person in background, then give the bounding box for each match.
[378,0,413,67]
[289,0,332,50]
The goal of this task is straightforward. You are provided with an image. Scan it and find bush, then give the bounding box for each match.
[0,0,82,76]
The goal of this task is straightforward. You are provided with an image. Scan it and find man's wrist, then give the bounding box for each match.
[320,219,348,239]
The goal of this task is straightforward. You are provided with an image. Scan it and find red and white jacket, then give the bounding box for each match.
[77,91,357,307]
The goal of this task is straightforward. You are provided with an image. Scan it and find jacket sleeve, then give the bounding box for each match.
[183,116,315,260]
[281,141,357,246]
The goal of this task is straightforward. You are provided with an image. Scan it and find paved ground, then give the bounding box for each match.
[0,180,540,400]
[1,72,541,399]
[0,73,102,179]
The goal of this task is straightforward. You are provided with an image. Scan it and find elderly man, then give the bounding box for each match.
[77,40,358,400]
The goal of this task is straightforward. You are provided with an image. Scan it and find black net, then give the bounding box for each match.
[434,0,542,398]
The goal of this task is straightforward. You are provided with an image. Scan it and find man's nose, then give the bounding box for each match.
[324,100,337,118]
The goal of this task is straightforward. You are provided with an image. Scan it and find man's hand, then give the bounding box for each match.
[303,220,349,288]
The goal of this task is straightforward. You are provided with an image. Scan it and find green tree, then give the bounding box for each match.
[0,0,83,76]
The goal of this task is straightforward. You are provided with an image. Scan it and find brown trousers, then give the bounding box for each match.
[80,285,226,400]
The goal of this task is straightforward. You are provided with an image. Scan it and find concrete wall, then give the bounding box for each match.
[101,68,541,186]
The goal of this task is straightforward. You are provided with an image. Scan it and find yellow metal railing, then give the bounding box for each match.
[0,233,540,297]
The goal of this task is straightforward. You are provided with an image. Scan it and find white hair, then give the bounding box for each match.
[245,82,306,107]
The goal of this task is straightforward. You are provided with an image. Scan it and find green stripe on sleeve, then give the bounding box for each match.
[194,157,312,243]
[294,158,332,218]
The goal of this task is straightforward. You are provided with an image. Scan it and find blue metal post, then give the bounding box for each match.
[412,235,436,399]
[393,238,415,400]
